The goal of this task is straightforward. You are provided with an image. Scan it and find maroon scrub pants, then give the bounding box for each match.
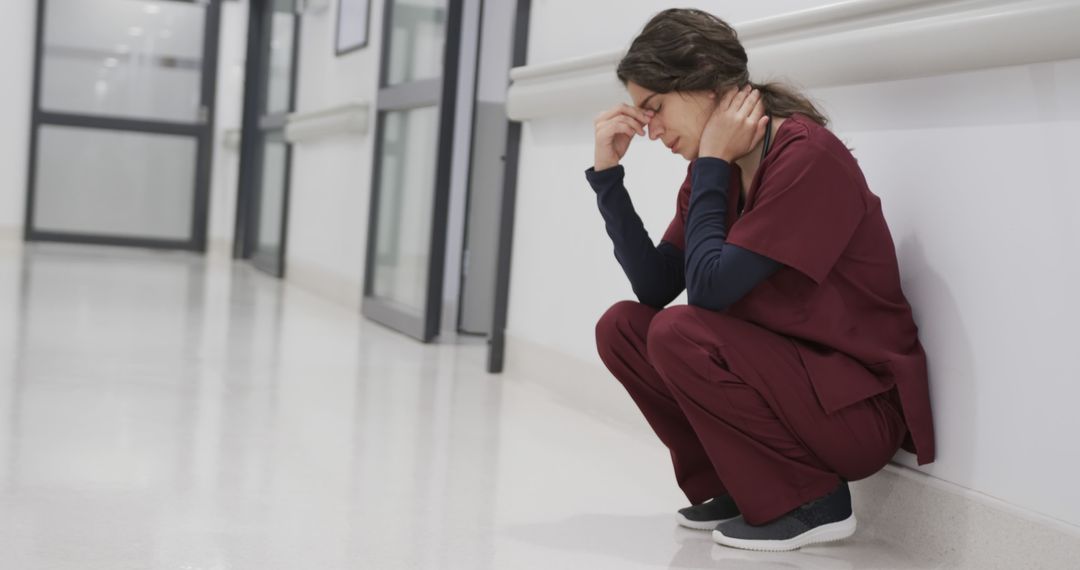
[595,301,907,525]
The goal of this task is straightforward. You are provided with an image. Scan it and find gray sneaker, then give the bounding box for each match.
[712,481,856,551]
[676,494,741,530]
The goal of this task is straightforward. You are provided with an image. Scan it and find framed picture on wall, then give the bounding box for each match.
[336,0,371,55]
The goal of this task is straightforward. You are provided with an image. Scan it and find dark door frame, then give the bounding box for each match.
[360,0,464,342]
[486,0,530,373]
[234,0,301,278]
[24,0,222,252]
[233,0,264,261]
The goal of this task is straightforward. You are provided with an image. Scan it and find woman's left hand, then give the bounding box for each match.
[698,85,769,162]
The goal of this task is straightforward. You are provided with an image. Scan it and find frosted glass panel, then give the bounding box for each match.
[266,5,296,114]
[33,125,196,240]
[257,138,287,254]
[372,107,440,314]
[40,0,206,122]
[386,0,447,85]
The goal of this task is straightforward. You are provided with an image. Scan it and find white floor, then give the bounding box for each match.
[0,243,933,569]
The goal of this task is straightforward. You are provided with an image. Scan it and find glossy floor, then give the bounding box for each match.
[0,244,930,569]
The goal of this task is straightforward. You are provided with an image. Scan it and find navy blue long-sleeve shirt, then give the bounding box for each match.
[586,159,781,310]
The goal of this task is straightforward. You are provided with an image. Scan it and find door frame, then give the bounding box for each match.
[360,0,464,342]
[23,0,222,252]
[486,0,530,372]
[234,0,301,278]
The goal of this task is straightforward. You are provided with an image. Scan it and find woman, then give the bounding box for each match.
[589,9,935,552]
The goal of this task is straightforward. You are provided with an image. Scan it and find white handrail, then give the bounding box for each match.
[507,0,1080,120]
[284,102,371,143]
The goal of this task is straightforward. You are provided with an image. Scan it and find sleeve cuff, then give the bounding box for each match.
[690,157,731,191]
[585,164,625,192]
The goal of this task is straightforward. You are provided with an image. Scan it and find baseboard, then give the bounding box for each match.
[0,225,24,247]
[205,238,232,258]
[4,232,231,258]
[284,256,361,312]
[503,332,660,439]
[857,465,1080,567]
[503,333,1080,566]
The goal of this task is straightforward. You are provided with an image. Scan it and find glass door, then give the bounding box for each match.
[362,0,462,341]
[248,0,299,277]
[25,0,221,251]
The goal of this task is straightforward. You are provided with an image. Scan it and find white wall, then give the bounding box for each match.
[0,2,38,236]
[506,2,1080,529]
[207,0,250,254]
[283,0,384,309]
[815,62,1080,526]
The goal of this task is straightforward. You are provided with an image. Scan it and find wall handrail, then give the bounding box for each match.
[507,0,1080,120]
[283,101,371,143]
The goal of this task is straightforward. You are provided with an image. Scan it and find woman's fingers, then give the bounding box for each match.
[618,115,646,136]
[745,97,765,125]
[739,88,762,116]
[728,84,751,111]
[601,115,645,136]
[608,122,637,140]
[623,102,652,123]
[755,114,769,143]
[732,85,760,116]
[594,105,626,124]
[601,117,637,137]
[699,85,769,161]
[595,103,651,126]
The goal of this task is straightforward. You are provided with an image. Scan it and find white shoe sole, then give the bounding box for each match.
[676,512,740,530]
[712,514,857,551]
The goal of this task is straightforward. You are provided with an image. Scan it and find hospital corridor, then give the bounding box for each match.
[1,0,1079,568]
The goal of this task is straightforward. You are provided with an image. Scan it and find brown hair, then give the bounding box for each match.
[616,8,828,127]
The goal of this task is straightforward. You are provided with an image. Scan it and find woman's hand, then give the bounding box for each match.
[699,85,769,162]
[594,103,653,171]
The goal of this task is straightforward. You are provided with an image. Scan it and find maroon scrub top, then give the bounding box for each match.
[661,113,935,465]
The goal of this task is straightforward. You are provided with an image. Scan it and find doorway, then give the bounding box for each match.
[25,0,222,251]
[234,0,300,277]
[361,0,463,342]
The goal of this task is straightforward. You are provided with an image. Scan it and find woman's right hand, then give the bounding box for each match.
[593,103,652,171]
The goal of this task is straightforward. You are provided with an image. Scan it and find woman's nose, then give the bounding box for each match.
[647,122,662,140]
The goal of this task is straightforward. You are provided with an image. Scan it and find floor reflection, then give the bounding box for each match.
[0,243,936,569]
[0,244,503,569]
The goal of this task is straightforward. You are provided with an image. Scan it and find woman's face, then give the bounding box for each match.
[627,81,717,160]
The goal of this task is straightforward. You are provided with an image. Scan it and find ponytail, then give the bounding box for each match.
[753,82,829,127]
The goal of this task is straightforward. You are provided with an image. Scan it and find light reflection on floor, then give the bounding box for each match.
[0,243,931,569]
